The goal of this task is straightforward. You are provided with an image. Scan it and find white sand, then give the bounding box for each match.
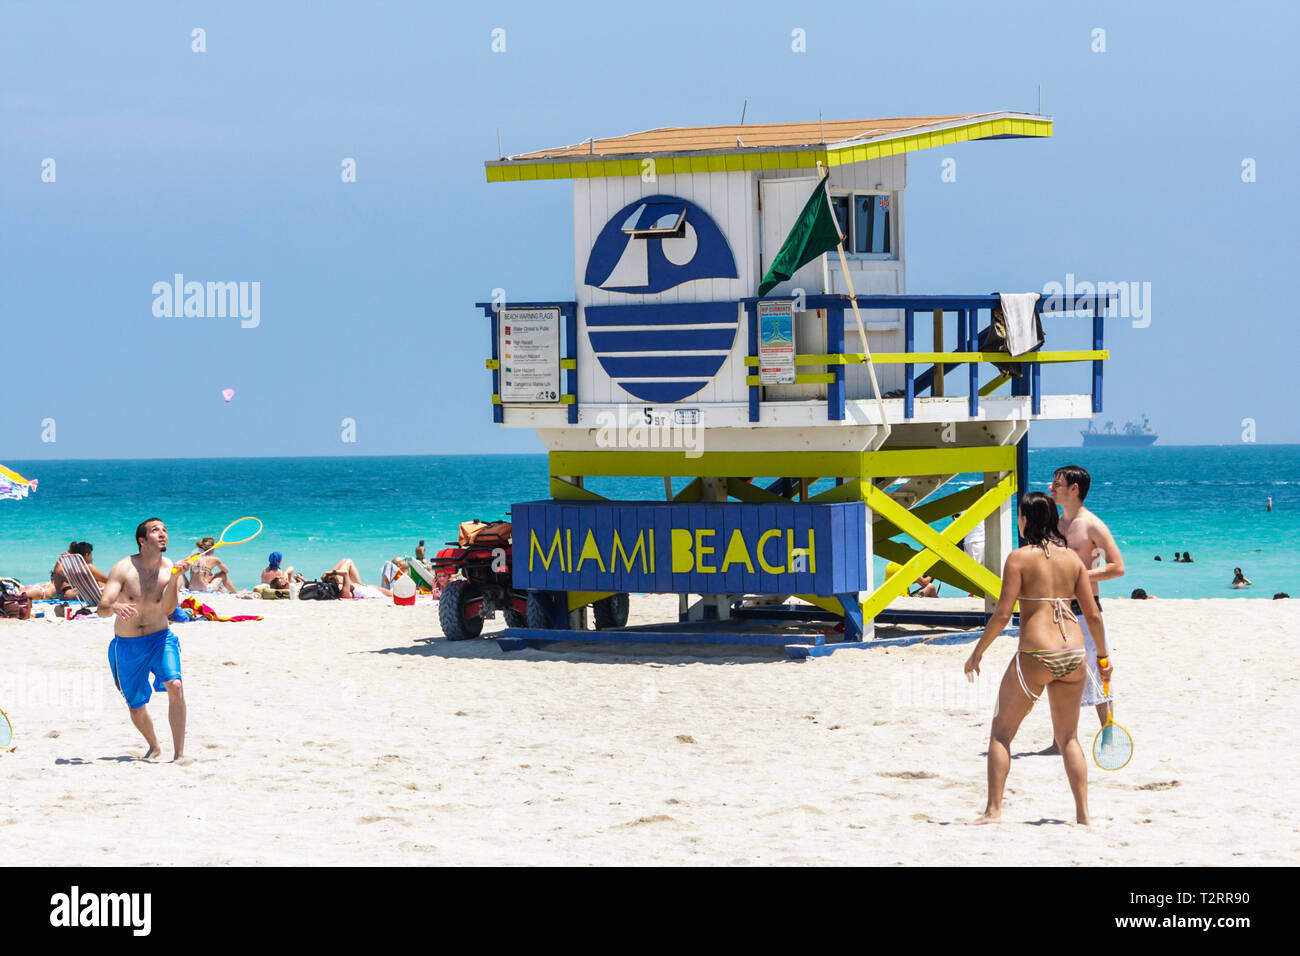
[1,595,1296,865]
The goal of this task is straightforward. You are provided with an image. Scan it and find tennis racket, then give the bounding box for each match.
[171,516,264,575]
[1091,656,1133,771]
[1,707,13,751]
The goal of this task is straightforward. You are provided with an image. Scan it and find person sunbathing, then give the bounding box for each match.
[380,557,410,589]
[13,579,56,600]
[963,491,1110,826]
[321,564,392,600]
[261,551,305,591]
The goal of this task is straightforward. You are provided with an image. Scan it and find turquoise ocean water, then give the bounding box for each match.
[1,446,1296,599]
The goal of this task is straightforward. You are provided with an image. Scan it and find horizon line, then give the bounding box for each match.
[5,442,1299,465]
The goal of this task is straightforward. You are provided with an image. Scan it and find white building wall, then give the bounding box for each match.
[755,156,908,397]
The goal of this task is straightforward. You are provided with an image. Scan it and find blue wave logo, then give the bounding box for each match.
[584,196,739,402]
[584,196,737,294]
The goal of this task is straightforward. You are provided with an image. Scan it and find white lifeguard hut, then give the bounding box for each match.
[477,112,1110,657]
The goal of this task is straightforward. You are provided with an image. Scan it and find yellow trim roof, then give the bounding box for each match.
[486,112,1051,182]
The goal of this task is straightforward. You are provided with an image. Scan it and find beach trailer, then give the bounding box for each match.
[477,112,1110,657]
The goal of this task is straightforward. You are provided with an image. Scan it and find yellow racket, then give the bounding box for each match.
[1,707,13,751]
[1092,656,1133,771]
[171,516,263,575]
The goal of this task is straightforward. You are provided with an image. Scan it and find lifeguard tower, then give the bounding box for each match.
[475,112,1110,658]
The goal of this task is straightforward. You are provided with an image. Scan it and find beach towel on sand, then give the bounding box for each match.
[180,596,262,623]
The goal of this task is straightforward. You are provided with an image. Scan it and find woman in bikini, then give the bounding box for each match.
[321,561,392,600]
[186,537,238,593]
[964,491,1110,826]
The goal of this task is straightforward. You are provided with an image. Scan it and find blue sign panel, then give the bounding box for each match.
[511,501,867,596]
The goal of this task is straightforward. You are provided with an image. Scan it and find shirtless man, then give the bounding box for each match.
[98,518,193,762]
[1038,464,1125,755]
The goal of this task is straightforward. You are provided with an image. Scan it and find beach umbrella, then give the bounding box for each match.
[0,464,38,501]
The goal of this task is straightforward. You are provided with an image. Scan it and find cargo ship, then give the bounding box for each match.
[1081,415,1158,447]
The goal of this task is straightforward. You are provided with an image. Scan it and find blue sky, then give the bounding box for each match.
[3,0,1296,459]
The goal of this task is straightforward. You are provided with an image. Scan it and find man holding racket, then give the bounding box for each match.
[98,518,192,762]
[1037,465,1126,755]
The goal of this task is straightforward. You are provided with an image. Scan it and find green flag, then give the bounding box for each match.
[758,179,844,297]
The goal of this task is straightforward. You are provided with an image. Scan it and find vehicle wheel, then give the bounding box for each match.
[504,604,527,628]
[439,579,483,641]
[593,592,630,629]
[525,591,560,630]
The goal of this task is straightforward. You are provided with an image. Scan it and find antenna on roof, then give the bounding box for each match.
[588,136,594,155]
[819,110,825,145]
[1037,84,1042,114]
[497,127,503,160]
[739,99,748,125]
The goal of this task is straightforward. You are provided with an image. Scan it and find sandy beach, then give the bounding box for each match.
[1,595,1296,866]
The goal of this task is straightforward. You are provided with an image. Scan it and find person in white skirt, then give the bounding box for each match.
[962,517,985,596]
[1037,464,1126,756]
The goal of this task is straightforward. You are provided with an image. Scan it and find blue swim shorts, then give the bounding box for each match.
[108,628,182,710]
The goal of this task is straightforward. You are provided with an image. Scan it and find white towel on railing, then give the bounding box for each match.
[999,292,1042,357]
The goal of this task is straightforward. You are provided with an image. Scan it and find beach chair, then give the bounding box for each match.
[58,552,102,617]
[405,558,439,594]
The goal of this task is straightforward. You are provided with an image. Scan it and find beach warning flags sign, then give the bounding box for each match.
[758,178,845,297]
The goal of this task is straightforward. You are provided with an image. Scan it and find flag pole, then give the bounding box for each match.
[817,162,891,448]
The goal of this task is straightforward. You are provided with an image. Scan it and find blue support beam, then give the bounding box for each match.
[904,309,915,419]
[1093,300,1105,413]
[828,305,845,420]
[489,308,502,424]
[564,303,579,424]
[745,301,760,422]
[966,308,979,418]
[839,594,864,641]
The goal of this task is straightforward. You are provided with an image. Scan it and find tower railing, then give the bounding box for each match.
[739,293,1112,422]
[479,293,1112,425]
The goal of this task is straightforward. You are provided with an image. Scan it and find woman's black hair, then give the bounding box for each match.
[1019,491,1067,549]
